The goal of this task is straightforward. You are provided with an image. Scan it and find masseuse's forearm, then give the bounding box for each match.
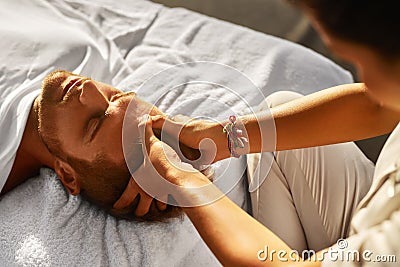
[175,172,320,267]
[233,83,399,153]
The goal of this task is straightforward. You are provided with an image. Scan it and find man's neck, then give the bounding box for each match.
[1,97,55,196]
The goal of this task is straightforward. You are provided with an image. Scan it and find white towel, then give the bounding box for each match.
[0,168,217,266]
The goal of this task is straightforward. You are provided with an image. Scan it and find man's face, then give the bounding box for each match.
[38,70,162,204]
[37,70,181,220]
[39,70,158,167]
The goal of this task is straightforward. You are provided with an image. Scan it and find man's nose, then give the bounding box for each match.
[79,80,108,110]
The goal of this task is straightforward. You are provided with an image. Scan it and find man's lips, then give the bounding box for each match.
[62,77,82,99]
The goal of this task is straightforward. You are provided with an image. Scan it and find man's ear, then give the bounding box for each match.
[54,159,81,195]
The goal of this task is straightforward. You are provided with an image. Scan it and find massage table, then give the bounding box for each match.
[0,0,352,265]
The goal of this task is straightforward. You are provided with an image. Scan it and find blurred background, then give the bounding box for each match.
[150,0,388,162]
[151,0,358,80]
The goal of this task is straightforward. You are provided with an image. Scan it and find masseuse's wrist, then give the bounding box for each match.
[166,167,211,188]
[167,168,220,206]
[209,121,231,162]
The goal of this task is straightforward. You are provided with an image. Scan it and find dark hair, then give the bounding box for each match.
[290,0,400,59]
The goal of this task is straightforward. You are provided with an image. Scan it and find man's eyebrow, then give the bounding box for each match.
[117,91,136,103]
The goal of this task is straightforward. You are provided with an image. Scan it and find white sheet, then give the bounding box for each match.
[0,0,353,266]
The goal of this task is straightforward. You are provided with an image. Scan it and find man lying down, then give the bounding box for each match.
[0,69,203,221]
[1,67,372,233]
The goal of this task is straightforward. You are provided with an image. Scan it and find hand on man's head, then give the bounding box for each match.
[114,115,200,213]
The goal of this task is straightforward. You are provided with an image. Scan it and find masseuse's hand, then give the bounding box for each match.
[152,116,201,163]
[114,115,206,211]
[152,115,230,164]
[113,175,167,216]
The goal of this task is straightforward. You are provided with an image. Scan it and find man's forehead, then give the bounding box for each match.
[46,70,78,79]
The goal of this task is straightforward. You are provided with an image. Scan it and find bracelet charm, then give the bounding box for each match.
[223,115,249,158]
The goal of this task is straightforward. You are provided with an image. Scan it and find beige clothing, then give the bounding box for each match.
[322,122,400,266]
[247,91,375,253]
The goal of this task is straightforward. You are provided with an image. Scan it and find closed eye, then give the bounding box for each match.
[87,112,108,142]
[87,117,100,142]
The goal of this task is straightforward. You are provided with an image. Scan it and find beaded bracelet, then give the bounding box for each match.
[223,115,249,158]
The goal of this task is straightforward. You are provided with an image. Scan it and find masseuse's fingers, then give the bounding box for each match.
[113,176,157,216]
[140,115,160,154]
[152,115,218,167]
[156,195,168,211]
[113,177,140,209]
[114,116,173,212]
[141,115,182,166]
[135,193,154,217]
[151,115,173,130]
[151,115,184,142]
[151,114,197,150]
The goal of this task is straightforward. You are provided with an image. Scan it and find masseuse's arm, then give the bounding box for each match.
[142,117,323,267]
[179,176,323,267]
[153,83,400,161]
